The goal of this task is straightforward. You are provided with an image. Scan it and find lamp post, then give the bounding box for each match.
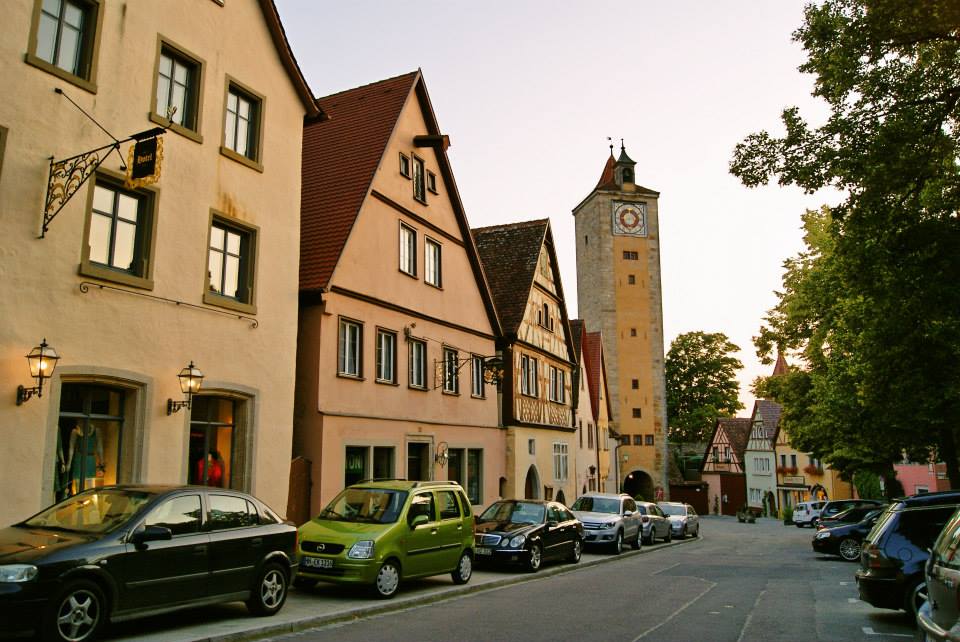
[16,339,60,405]
[167,361,203,414]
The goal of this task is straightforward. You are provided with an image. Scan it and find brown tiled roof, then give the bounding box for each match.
[773,352,789,376]
[702,417,752,467]
[258,0,322,118]
[472,220,549,334]
[300,71,418,292]
[596,153,615,188]
[753,399,782,439]
[582,330,611,423]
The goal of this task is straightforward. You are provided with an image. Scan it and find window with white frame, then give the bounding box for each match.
[412,155,426,202]
[443,348,459,394]
[552,443,569,481]
[224,83,261,162]
[548,366,566,403]
[375,329,396,383]
[408,338,426,389]
[338,318,362,377]
[520,355,539,397]
[471,355,485,398]
[399,224,416,276]
[425,238,441,287]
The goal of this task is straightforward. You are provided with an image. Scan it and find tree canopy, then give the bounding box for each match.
[732,0,960,485]
[666,331,744,444]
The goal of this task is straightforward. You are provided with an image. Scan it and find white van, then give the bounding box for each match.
[793,501,825,527]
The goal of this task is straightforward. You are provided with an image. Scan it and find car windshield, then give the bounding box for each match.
[21,489,153,534]
[480,501,545,525]
[659,504,686,516]
[571,497,620,514]
[318,488,407,524]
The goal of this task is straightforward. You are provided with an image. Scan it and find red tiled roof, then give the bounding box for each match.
[772,352,789,376]
[582,330,611,423]
[702,417,753,469]
[300,71,419,292]
[596,153,615,188]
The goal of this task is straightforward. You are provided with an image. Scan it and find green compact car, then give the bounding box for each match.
[296,480,475,598]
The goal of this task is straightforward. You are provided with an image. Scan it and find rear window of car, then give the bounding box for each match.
[894,506,958,550]
[635,505,648,515]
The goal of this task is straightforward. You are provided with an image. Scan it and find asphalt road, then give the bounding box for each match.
[265,517,916,642]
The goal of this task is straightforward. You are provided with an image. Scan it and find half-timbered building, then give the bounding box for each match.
[700,417,752,516]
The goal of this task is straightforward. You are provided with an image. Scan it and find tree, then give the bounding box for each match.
[666,331,744,443]
[731,0,960,487]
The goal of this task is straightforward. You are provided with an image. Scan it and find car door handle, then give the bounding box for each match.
[430,528,438,535]
[193,544,207,556]
[251,537,263,547]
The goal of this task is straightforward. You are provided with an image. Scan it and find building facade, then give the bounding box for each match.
[700,417,752,516]
[473,220,577,505]
[294,71,504,518]
[573,145,668,499]
[744,400,781,516]
[0,0,319,523]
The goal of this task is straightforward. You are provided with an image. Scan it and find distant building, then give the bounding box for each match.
[701,418,752,516]
[744,400,781,516]
[570,320,614,496]
[894,461,950,495]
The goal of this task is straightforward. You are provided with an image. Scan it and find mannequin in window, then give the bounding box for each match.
[66,423,104,495]
[196,450,225,487]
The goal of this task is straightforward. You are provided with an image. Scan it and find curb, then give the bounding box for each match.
[185,535,700,642]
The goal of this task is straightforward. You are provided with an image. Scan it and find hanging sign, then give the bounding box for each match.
[125,135,163,189]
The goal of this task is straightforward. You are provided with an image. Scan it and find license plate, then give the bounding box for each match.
[475,547,492,556]
[302,556,333,569]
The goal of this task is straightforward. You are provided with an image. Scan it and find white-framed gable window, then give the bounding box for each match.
[520,355,538,397]
[338,318,362,378]
[399,223,416,276]
[471,355,485,398]
[375,329,396,383]
[425,238,442,287]
[552,442,568,481]
[548,366,566,403]
[408,338,426,389]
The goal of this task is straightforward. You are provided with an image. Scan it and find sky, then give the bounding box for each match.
[275,1,839,410]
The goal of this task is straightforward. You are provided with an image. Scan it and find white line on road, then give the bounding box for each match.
[651,562,681,576]
[631,581,717,641]
[735,588,766,642]
[861,626,913,638]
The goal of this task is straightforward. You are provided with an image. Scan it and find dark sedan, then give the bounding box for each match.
[817,505,886,530]
[812,508,884,561]
[0,485,296,642]
[473,500,583,572]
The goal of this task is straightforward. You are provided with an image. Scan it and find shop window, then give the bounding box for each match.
[188,396,239,489]
[152,39,203,139]
[448,448,482,504]
[344,446,367,487]
[57,383,129,499]
[407,442,430,481]
[221,78,264,170]
[27,0,102,92]
[345,445,395,487]
[205,215,257,313]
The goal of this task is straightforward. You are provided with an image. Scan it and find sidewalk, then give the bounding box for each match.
[107,539,693,642]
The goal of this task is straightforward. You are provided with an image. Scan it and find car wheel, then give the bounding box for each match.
[631,528,642,550]
[569,538,582,563]
[373,560,401,599]
[246,562,288,616]
[679,526,687,540]
[642,530,652,546]
[451,551,472,585]
[527,542,543,572]
[664,527,672,543]
[42,579,106,642]
[905,578,928,617]
[612,530,623,555]
[838,538,861,562]
[694,524,700,537]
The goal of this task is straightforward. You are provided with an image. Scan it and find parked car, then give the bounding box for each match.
[817,504,886,530]
[296,480,474,599]
[813,499,885,528]
[812,508,884,561]
[793,500,826,528]
[857,490,960,617]
[0,485,296,642]
[917,507,960,641]
[658,502,700,538]
[474,499,583,571]
[636,501,671,545]
[570,493,642,553]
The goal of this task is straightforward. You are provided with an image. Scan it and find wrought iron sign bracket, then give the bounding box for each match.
[431,354,504,390]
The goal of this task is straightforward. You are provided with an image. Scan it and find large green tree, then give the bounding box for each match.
[666,331,744,444]
[732,0,960,486]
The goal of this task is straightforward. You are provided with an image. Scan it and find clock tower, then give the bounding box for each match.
[573,143,668,499]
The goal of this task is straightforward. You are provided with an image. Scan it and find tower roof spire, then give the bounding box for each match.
[596,140,616,188]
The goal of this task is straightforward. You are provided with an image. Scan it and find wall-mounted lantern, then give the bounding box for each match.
[167,361,203,415]
[16,339,60,405]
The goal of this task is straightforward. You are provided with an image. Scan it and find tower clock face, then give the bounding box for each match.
[612,201,647,237]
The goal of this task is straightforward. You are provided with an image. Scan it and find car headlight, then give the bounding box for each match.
[815,531,831,540]
[509,534,526,548]
[0,565,38,582]
[604,521,616,529]
[347,540,375,559]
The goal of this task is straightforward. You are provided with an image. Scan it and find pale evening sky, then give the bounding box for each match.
[275,1,839,410]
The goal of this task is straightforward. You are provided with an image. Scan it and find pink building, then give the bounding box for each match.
[895,463,951,495]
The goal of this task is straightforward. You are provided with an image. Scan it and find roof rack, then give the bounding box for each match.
[356,478,408,483]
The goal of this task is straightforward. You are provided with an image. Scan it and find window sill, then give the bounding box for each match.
[408,385,429,392]
[219,145,263,173]
[24,54,97,94]
[413,196,427,206]
[425,281,443,290]
[375,379,399,386]
[442,390,461,397]
[337,373,365,381]
[150,113,203,144]
[78,262,153,290]
[470,394,486,400]
[399,268,418,280]
[203,291,257,315]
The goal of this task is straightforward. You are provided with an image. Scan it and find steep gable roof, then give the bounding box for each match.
[582,330,612,423]
[569,319,585,357]
[596,153,615,188]
[258,0,322,118]
[753,399,783,439]
[773,352,789,376]
[702,417,752,470]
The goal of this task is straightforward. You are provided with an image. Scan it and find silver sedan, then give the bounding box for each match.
[658,501,700,539]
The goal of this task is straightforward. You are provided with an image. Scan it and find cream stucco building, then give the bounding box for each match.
[0,0,319,523]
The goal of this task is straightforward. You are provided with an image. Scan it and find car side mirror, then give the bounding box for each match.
[131,524,172,549]
[623,510,634,517]
[547,520,559,529]
[409,514,429,529]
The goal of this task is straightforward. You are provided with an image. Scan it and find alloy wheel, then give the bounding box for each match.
[55,587,101,642]
[528,543,542,572]
[570,538,582,563]
[260,568,285,609]
[839,538,861,562]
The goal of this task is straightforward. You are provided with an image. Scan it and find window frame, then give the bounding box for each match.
[79,170,159,290]
[412,154,426,203]
[203,211,258,314]
[399,152,411,178]
[623,250,639,260]
[520,355,539,398]
[150,36,205,142]
[399,223,417,277]
[645,434,655,446]
[424,237,442,288]
[552,442,569,481]
[426,170,438,194]
[25,0,103,93]
[0,125,7,184]
[442,347,460,395]
[220,75,265,171]
[337,317,364,379]
[375,328,398,385]
[408,337,427,390]
[471,355,485,398]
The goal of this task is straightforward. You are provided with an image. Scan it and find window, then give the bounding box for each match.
[208,495,256,530]
[399,224,417,276]
[623,251,638,260]
[528,439,536,455]
[438,491,461,519]
[412,155,426,202]
[375,330,397,383]
[790,454,797,468]
[27,0,101,91]
[443,347,459,394]
[399,152,411,178]
[587,423,594,449]
[146,495,202,536]
[548,366,566,403]
[724,446,731,462]
[621,435,631,446]
[552,443,569,481]
[471,355,485,398]
[338,318,362,377]
[645,434,654,446]
[578,420,583,448]
[632,408,641,418]
[408,339,426,389]
[632,379,639,389]
[627,275,636,285]
[538,303,555,331]
[206,216,257,311]
[713,447,720,462]
[189,395,246,490]
[521,355,539,397]
[57,383,129,498]
[344,446,395,486]
[425,238,442,287]
[633,435,642,445]
[630,328,637,337]
[222,79,264,168]
[448,448,483,504]
[427,170,438,194]
[80,175,156,289]
[153,41,203,137]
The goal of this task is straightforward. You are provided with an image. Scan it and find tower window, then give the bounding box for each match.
[645,434,654,446]
[632,408,641,418]
[630,328,637,337]
[623,251,638,260]
[627,275,636,285]
[584,235,588,245]
[631,379,639,389]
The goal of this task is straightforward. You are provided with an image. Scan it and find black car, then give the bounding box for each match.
[817,504,886,530]
[812,508,884,561]
[0,485,297,642]
[813,499,885,528]
[473,499,583,572]
[857,490,960,617]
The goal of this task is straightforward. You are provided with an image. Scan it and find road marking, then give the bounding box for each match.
[839,581,851,586]
[724,605,734,609]
[631,581,717,641]
[861,626,913,638]
[735,588,766,642]
[652,562,680,576]
[709,611,721,615]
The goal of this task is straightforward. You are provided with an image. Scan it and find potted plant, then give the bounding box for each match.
[736,505,757,524]
[782,505,794,525]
